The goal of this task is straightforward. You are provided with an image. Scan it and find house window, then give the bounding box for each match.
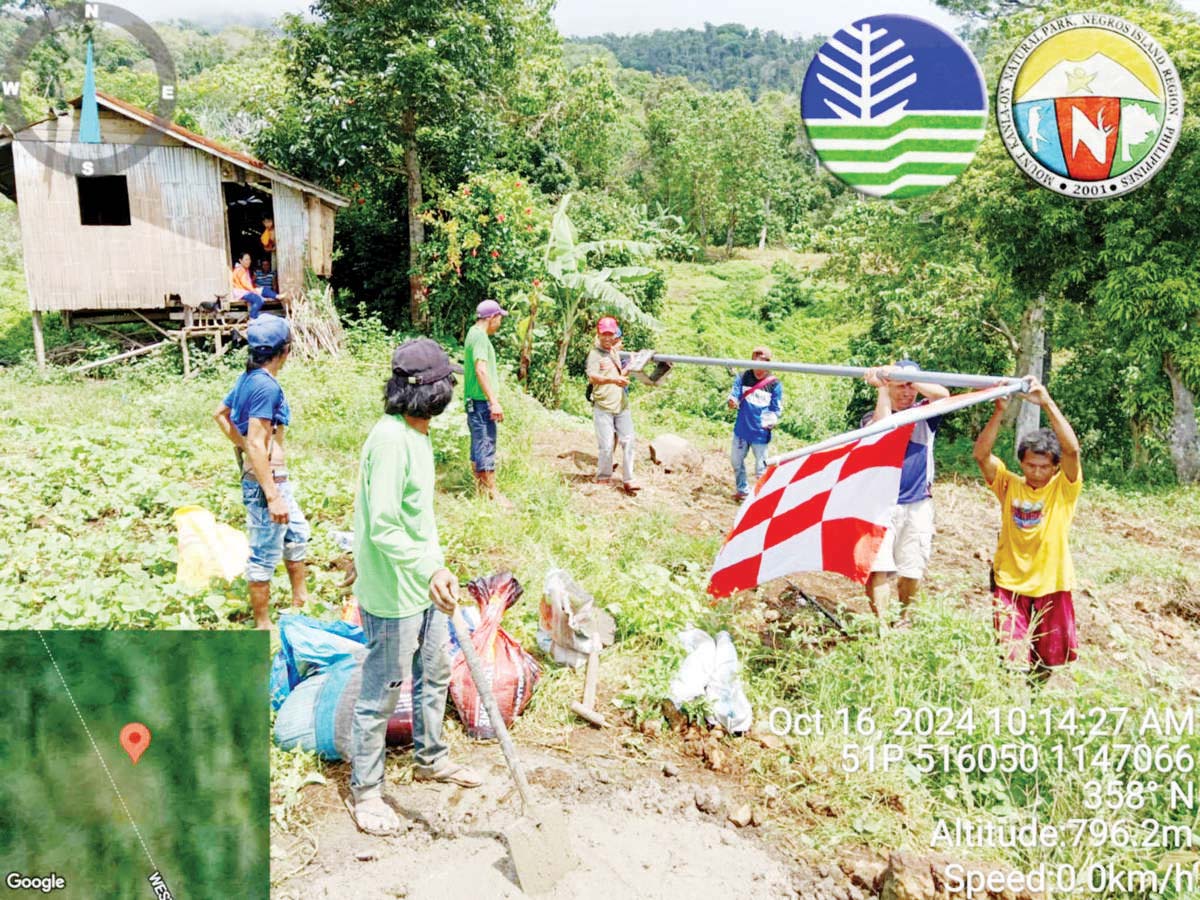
[77,175,131,226]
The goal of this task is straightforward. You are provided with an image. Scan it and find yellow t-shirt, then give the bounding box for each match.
[988,459,1082,596]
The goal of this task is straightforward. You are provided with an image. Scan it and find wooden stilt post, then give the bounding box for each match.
[181,307,193,378]
[31,311,46,370]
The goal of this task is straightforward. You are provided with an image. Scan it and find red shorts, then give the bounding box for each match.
[991,586,1078,668]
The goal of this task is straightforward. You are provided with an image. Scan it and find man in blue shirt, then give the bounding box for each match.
[213,314,310,628]
[727,346,784,501]
[861,359,949,625]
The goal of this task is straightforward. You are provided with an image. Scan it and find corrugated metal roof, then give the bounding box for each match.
[46,91,350,208]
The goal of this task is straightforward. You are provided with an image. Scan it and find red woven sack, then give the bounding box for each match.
[449,572,541,739]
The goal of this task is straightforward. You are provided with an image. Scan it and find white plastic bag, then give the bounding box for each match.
[538,569,608,666]
[667,628,753,734]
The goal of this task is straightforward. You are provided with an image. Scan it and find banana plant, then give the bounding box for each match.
[519,193,659,406]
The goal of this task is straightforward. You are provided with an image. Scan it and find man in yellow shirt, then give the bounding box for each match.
[973,377,1082,680]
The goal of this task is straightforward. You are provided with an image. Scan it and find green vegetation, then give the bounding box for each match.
[2,0,1200,892]
[0,631,268,898]
[573,24,825,99]
[5,0,1195,480]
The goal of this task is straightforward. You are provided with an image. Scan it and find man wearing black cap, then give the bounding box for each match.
[349,338,480,836]
[213,314,310,628]
[463,299,512,507]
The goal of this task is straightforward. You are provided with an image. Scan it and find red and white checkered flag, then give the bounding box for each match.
[707,423,915,598]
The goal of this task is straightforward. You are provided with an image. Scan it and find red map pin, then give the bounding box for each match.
[119,722,151,765]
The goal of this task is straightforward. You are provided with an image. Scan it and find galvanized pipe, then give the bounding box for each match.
[651,354,1024,390]
[765,380,1029,466]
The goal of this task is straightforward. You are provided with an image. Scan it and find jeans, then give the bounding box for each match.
[731,435,768,495]
[466,399,497,472]
[350,605,451,802]
[243,286,277,319]
[593,406,634,482]
[242,478,309,582]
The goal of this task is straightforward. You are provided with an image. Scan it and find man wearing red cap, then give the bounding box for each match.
[463,299,513,508]
[586,316,640,494]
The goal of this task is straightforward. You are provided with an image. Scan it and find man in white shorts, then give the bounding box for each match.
[862,360,949,624]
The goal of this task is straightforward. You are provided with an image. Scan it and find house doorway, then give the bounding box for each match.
[223,182,276,292]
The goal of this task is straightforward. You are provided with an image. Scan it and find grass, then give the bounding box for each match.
[3,246,1199,892]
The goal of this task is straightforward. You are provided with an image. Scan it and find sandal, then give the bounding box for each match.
[622,481,642,495]
[350,796,401,836]
[413,760,482,788]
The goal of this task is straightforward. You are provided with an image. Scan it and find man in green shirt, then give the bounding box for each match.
[349,338,481,836]
[463,299,512,507]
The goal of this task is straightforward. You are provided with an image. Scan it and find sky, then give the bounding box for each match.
[73,0,1200,38]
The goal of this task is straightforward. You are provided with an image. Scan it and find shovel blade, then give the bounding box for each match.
[503,803,576,895]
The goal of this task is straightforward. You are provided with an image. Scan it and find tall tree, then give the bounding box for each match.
[261,0,538,329]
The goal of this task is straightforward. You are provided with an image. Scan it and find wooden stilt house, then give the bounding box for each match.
[0,91,348,368]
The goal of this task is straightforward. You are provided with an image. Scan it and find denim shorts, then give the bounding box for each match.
[242,478,310,582]
[466,399,497,472]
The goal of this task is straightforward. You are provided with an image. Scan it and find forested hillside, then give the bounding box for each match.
[570,23,824,97]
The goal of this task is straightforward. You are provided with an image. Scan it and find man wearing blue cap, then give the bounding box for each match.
[463,299,513,508]
[213,314,310,628]
[861,360,950,624]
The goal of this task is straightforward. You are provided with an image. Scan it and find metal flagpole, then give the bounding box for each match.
[765,381,1029,467]
[651,354,1025,390]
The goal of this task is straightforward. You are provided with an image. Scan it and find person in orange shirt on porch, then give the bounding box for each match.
[973,376,1082,682]
[261,217,276,253]
[232,251,279,319]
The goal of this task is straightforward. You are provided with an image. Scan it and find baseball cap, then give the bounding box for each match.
[477,299,508,318]
[896,358,920,370]
[391,338,463,385]
[751,345,772,360]
[596,316,620,335]
[246,314,291,352]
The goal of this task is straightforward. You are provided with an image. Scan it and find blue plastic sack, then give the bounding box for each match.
[269,614,366,711]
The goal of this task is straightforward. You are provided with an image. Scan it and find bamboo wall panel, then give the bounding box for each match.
[14,142,227,311]
[27,110,181,146]
[305,195,335,276]
[272,180,307,295]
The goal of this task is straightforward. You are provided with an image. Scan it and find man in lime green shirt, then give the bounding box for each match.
[349,338,481,836]
[463,298,512,507]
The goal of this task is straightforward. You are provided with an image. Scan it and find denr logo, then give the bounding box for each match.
[2,2,177,175]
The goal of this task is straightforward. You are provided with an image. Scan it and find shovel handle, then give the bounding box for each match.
[448,608,534,809]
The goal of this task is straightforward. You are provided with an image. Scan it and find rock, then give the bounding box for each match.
[640,718,662,738]
[880,852,936,900]
[649,434,703,473]
[841,852,888,892]
[762,783,781,802]
[694,785,723,815]
[764,609,781,622]
[662,701,688,732]
[750,806,764,827]
[727,804,753,827]
[354,850,377,862]
[593,768,612,785]
[662,762,679,778]
[752,730,784,751]
[705,745,727,771]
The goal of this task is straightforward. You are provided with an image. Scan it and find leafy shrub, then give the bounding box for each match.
[759,261,815,327]
[419,171,548,342]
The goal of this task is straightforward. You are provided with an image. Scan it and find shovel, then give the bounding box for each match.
[448,608,576,894]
